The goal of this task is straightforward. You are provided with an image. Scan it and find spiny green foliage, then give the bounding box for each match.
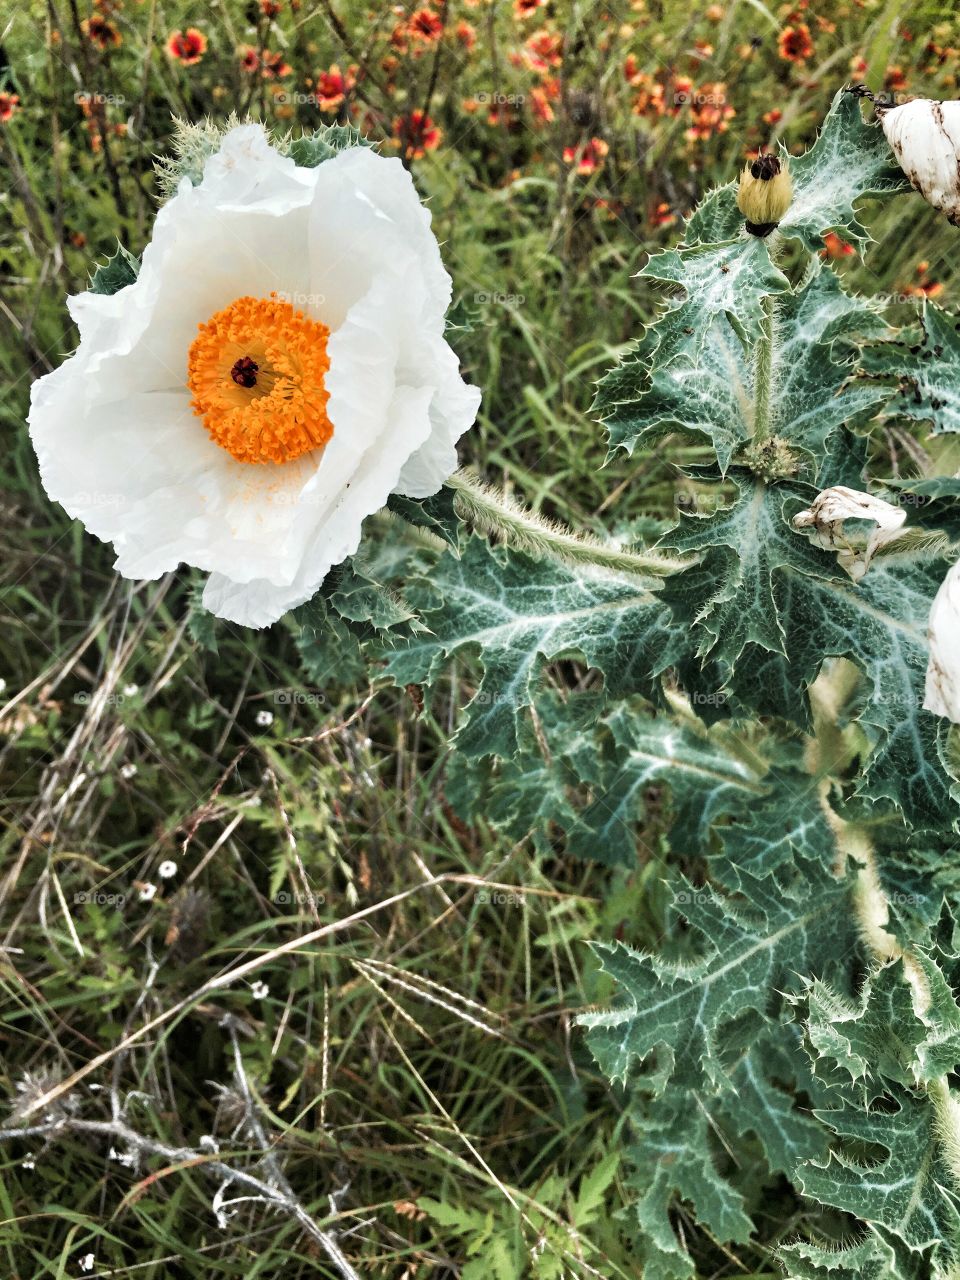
[798,957,960,1263]
[301,88,960,1278]
[864,299,960,436]
[88,241,140,294]
[383,536,672,757]
[776,88,912,251]
[578,854,859,1280]
[153,116,370,201]
[285,122,375,166]
[153,114,243,197]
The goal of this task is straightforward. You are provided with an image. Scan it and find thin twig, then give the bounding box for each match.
[0,1114,359,1280]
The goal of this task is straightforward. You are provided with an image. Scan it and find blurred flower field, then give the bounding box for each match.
[3,0,960,1277]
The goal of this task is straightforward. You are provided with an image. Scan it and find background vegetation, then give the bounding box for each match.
[2,0,960,1275]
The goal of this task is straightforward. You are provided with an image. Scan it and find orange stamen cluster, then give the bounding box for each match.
[187,295,333,465]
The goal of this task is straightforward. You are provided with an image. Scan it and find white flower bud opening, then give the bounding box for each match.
[880,98,960,224]
[924,559,960,724]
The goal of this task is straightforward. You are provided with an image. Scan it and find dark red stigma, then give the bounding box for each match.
[750,154,782,181]
[231,356,259,388]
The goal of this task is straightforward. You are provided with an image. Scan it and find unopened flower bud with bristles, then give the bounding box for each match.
[736,154,793,236]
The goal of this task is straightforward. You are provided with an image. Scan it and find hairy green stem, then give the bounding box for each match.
[446,471,694,579]
[752,295,775,445]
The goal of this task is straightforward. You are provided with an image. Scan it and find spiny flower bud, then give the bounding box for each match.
[879,98,960,225]
[736,154,793,237]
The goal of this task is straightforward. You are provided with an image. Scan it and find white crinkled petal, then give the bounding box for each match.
[924,559,960,724]
[202,384,435,627]
[308,146,452,327]
[307,147,480,498]
[394,333,482,498]
[27,129,480,628]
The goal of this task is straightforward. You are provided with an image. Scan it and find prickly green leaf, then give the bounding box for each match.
[805,965,926,1090]
[598,263,889,477]
[326,559,415,634]
[683,181,741,244]
[89,242,140,295]
[286,123,373,166]
[584,702,766,853]
[778,89,911,251]
[719,1029,831,1174]
[581,858,857,1091]
[446,692,784,867]
[293,595,367,686]
[622,1090,754,1280]
[712,773,838,885]
[863,300,960,436]
[617,1022,832,1280]
[668,520,955,828]
[639,234,790,351]
[387,486,462,549]
[800,1083,960,1257]
[385,537,671,757]
[777,559,955,828]
[780,1234,917,1280]
[906,949,960,1080]
[659,475,836,662]
[797,948,960,1261]
[600,312,752,471]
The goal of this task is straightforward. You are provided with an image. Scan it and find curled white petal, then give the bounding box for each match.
[924,560,960,724]
[880,99,960,223]
[793,485,906,580]
[27,126,480,628]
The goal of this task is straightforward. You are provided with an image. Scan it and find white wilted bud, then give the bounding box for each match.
[879,98,960,224]
[793,486,906,581]
[924,560,960,724]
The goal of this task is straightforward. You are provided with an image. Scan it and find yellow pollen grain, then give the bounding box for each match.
[187,293,333,465]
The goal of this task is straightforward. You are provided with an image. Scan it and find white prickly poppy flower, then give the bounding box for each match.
[28,125,481,628]
[924,559,960,724]
[879,98,960,224]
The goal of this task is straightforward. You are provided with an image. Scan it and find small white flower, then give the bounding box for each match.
[120,763,138,780]
[157,860,178,880]
[250,980,269,1000]
[28,126,480,629]
[0,677,7,694]
[21,1156,35,1169]
[880,98,960,223]
[255,709,274,728]
[139,882,157,902]
[925,560,960,723]
[78,1255,95,1274]
[122,683,139,697]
